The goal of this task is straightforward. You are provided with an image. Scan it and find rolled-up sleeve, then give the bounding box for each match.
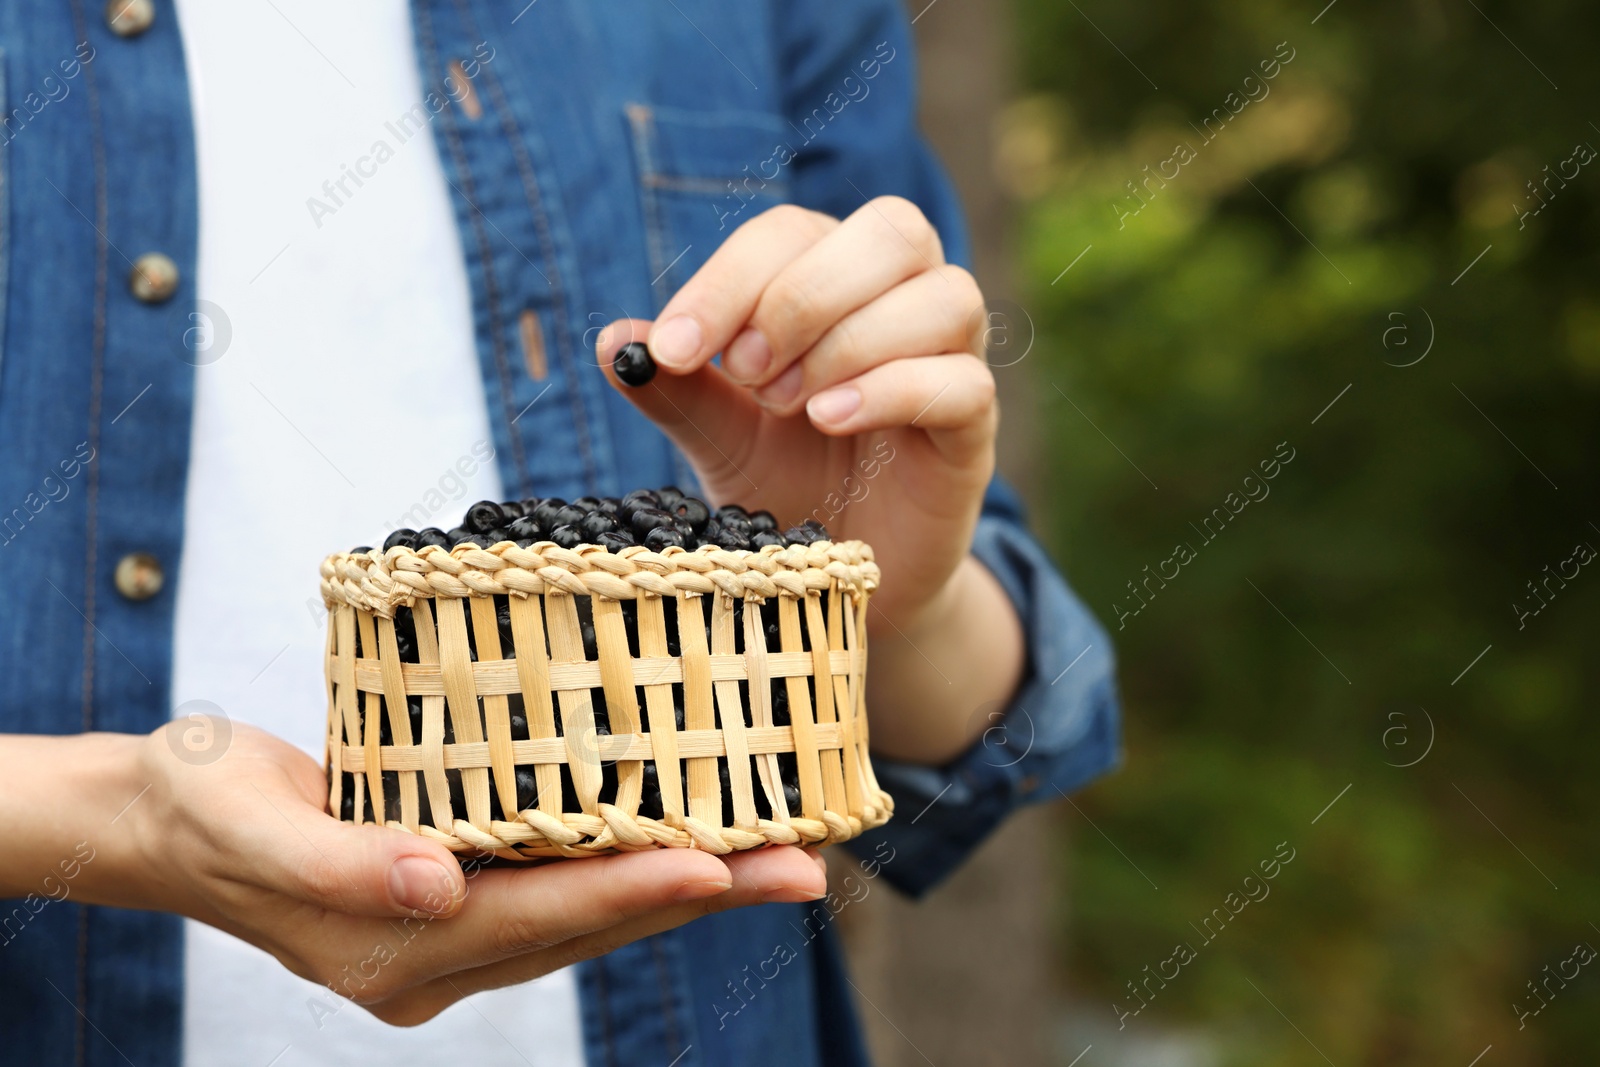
[848,479,1123,897]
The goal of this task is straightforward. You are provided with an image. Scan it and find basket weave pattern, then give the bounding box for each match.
[320,538,892,859]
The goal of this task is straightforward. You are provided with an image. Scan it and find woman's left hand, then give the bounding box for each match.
[598,198,995,633]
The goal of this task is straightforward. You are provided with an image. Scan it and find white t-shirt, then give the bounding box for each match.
[169,2,584,1063]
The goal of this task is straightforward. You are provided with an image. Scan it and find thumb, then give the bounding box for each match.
[597,319,761,486]
[250,787,466,919]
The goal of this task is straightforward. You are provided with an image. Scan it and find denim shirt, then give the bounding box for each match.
[0,2,1121,1065]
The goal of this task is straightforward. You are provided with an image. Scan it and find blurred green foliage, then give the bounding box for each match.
[1007,1,1600,1062]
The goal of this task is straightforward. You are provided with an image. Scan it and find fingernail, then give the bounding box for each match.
[675,879,734,902]
[756,364,803,409]
[724,328,772,383]
[651,315,703,368]
[806,386,861,426]
[762,885,826,904]
[389,856,458,914]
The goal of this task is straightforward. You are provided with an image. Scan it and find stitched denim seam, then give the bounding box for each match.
[593,957,617,1067]
[66,1,108,738]
[455,0,602,491]
[0,47,9,388]
[643,173,790,198]
[641,174,729,196]
[625,106,675,308]
[77,907,89,1067]
[415,1,532,495]
[622,105,699,490]
[65,0,109,1052]
[650,934,684,1058]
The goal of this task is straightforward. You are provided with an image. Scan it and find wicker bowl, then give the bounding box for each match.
[319,537,892,859]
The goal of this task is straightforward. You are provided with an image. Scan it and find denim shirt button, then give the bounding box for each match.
[105,0,155,38]
[114,552,164,601]
[130,253,179,303]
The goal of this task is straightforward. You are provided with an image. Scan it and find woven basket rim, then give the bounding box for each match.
[320,537,879,617]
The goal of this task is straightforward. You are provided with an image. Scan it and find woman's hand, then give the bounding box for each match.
[599,198,996,632]
[1,726,823,1026]
[599,199,1024,763]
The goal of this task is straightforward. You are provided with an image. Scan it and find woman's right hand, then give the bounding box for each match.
[1,724,825,1025]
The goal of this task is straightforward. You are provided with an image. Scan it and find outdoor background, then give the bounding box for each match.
[841,2,1599,1065]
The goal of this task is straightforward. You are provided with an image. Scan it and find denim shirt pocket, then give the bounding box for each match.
[624,103,792,302]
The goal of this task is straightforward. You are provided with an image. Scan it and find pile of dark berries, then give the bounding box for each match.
[339,489,832,833]
[363,487,830,557]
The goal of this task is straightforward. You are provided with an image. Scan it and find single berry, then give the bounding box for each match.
[416,527,451,550]
[644,526,685,550]
[748,510,779,532]
[617,490,660,525]
[631,507,675,538]
[551,524,584,549]
[551,504,587,529]
[640,761,664,820]
[499,500,526,520]
[613,342,657,386]
[719,761,735,825]
[674,497,711,534]
[447,770,466,819]
[579,511,614,537]
[383,528,419,552]
[657,485,685,511]
[515,767,538,811]
[508,515,543,541]
[751,530,785,549]
[349,545,373,555]
[532,498,567,529]
[464,500,506,534]
[571,496,604,511]
[444,527,474,548]
[597,530,636,553]
[623,488,660,507]
[714,527,752,551]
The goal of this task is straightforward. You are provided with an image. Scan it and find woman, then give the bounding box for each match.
[0,1,1119,1064]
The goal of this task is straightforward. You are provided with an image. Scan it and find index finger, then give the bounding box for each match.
[647,204,838,372]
